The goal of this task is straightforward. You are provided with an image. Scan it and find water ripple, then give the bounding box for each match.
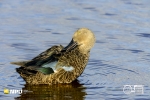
[136,33,150,38]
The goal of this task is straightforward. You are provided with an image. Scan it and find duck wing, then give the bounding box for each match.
[11,45,63,66]
[24,45,63,66]
[13,45,64,75]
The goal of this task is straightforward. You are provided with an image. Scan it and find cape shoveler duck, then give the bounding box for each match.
[11,28,95,84]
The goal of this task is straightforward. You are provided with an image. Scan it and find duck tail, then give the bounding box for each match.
[16,67,37,75]
[10,61,29,66]
[16,67,37,83]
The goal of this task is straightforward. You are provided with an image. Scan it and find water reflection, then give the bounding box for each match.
[15,80,86,100]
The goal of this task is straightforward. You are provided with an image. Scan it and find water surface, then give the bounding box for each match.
[0,0,150,100]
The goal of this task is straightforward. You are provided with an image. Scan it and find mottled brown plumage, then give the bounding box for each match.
[11,28,95,84]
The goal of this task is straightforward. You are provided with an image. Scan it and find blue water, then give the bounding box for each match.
[0,0,150,100]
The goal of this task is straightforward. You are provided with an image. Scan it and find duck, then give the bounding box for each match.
[11,28,95,84]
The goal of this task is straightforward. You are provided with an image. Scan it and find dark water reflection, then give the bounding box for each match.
[15,80,86,100]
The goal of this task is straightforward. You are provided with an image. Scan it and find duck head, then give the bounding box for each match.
[64,28,95,54]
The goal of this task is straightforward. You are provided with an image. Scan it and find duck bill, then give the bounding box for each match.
[63,39,77,51]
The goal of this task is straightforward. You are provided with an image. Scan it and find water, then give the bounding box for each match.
[0,0,150,100]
